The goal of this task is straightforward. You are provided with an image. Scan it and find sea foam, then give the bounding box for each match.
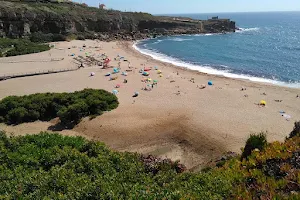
[133,41,300,88]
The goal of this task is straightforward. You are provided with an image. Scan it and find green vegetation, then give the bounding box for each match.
[0,89,118,127]
[0,38,50,57]
[241,132,267,160]
[0,123,299,199]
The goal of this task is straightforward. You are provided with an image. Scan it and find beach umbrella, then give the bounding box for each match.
[132,92,139,97]
[112,90,118,95]
[157,70,162,74]
[122,72,128,76]
[142,72,149,76]
[208,81,213,86]
[154,66,158,70]
[116,84,121,88]
[260,100,266,105]
[159,74,163,77]
[113,68,119,73]
[90,72,95,76]
[153,80,158,83]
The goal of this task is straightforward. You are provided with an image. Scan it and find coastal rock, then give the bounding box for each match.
[0,1,236,40]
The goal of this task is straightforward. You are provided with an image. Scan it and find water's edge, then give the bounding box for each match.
[133,36,300,88]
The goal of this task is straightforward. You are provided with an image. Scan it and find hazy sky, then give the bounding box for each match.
[78,0,300,14]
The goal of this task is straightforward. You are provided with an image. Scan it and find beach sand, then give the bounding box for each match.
[0,40,299,170]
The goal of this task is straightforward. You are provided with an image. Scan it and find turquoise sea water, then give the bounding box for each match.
[134,12,300,87]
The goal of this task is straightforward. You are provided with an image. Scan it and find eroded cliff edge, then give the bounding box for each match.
[0,0,236,40]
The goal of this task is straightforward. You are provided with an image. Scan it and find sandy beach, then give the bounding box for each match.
[0,40,299,170]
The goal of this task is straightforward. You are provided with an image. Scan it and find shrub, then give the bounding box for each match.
[58,101,89,125]
[0,89,119,126]
[0,38,50,57]
[29,33,66,43]
[0,132,235,199]
[289,121,300,138]
[241,132,267,160]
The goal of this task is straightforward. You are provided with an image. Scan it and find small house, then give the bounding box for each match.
[99,4,106,9]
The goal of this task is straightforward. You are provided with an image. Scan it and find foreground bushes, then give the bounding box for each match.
[0,38,50,57]
[0,129,299,199]
[0,89,119,126]
[0,132,236,199]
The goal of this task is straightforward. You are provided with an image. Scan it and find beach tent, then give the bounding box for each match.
[104,58,111,64]
[132,92,139,97]
[113,68,119,73]
[112,90,118,95]
[208,81,213,86]
[143,72,149,76]
[260,100,266,106]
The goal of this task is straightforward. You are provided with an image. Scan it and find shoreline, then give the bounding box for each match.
[0,39,299,170]
[131,37,300,89]
[123,40,300,91]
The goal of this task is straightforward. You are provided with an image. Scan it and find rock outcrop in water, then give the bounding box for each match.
[0,0,236,40]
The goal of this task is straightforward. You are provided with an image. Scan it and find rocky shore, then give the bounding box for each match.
[0,0,236,41]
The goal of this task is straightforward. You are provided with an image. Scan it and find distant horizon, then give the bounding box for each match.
[156,10,300,16]
[75,0,300,14]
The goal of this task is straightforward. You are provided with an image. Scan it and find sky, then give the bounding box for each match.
[77,0,300,14]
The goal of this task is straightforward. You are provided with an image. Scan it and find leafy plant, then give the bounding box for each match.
[241,132,267,160]
[289,121,300,138]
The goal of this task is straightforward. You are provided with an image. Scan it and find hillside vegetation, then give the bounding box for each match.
[0,38,50,57]
[0,89,119,127]
[0,122,299,199]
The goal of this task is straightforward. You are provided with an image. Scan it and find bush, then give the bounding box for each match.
[0,132,235,199]
[30,33,66,43]
[289,121,300,138]
[0,89,119,126]
[58,101,89,125]
[0,38,50,57]
[241,132,267,160]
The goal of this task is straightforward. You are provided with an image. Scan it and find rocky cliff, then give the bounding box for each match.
[0,1,236,40]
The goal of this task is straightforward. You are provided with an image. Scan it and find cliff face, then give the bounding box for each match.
[0,1,236,40]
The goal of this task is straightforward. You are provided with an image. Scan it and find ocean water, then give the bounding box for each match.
[134,12,300,88]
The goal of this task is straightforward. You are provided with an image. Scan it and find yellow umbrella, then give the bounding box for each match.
[260,100,266,105]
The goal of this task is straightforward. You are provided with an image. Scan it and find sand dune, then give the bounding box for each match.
[0,40,299,169]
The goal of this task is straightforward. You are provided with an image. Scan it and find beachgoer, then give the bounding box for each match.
[123,79,128,83]
[297,94,299,98]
